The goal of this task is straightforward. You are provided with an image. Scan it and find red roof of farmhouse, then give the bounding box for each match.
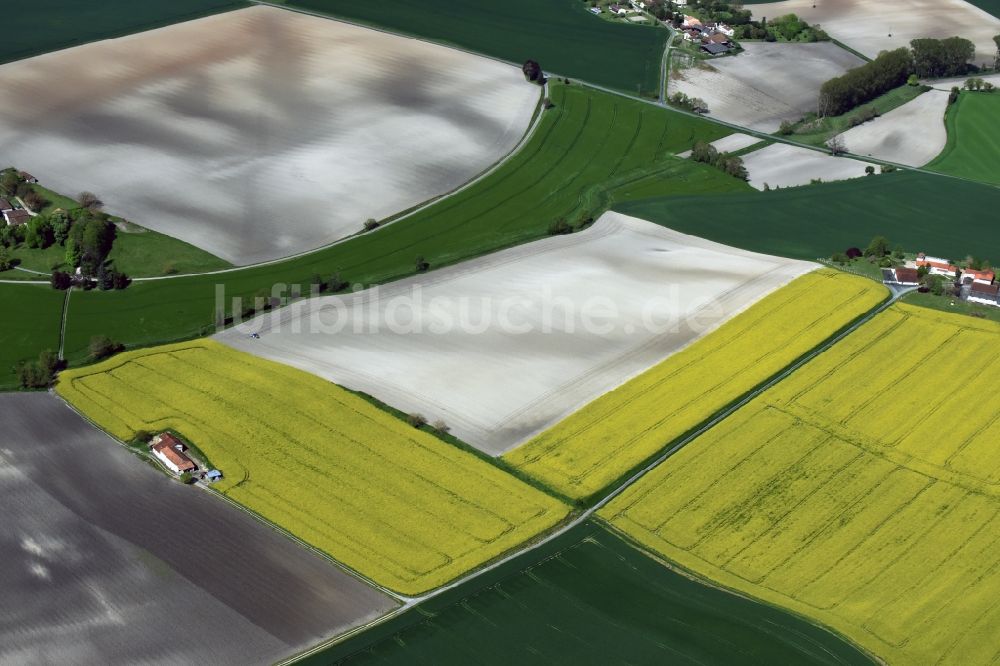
[963,269,995,282]
[152,434,196,472]
[917,258,957,272]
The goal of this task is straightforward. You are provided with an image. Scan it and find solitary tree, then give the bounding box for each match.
[78,191,103,210]
[415,255,430,272]
[826,134,847,156]
[407,413,428,428]
[864,235,890,258]
[50,270,72,290]
[865,165,876,176]
[522,60,543,84]
[89,334,122,360]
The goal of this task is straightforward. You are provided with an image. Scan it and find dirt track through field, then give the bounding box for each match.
[0,6,537,265]
[0,393,394,665]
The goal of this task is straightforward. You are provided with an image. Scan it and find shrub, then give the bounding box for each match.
[89,335,123,360]
[51,270,72,290]
[406,413,428,428]
[415,255,430,273]
[548,218,573,235]
[845,247,863,259]
[432,419,451,434]
[363,218,379,232]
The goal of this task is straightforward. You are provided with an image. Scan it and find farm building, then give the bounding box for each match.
[0,198,11,211]
[18,171,37,183]
[701,42,731,55]
[206,469,223,482]
[968,282,1000,306]
[3,209,29,226]
[961,268,995,285]
[151,433,197,474]
[891,267,920,286]
[915,253,958,276]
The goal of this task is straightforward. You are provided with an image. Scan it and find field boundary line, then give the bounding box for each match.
[57,287,71,361]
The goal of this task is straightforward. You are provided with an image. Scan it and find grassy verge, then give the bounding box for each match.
[780,84,929,147]
[902,289,1000,323]
[925,91,1000,186]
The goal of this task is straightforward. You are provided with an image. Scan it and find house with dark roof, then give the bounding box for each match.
[18,171,37,184]
[968,282,1000,306]
[3,209,30,226]
[701,42,731,55]
[0,198,11,212]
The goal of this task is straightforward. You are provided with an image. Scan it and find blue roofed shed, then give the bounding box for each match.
[206,469,223,481]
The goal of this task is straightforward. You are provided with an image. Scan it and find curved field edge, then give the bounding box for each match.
[506,269,888,501]
[275,0,668,94]
[925,92,1000,185]
[55,339,570,596]
[56,82,738,365]
[300,522,876,666]
[614,170,1000,261]
[0,1,250,65]
[599,304,1000,665]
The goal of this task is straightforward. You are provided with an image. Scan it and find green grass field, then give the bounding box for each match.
[310,522,874,665]
[0,284,65,389]
[280,0,668,93]
[927,92,1000,186]
[616,171,1000,260]
[0,0,248,64]
[55,83,739,369]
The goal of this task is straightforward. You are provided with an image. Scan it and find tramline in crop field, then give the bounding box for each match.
[56,340,568,595]
[601,304,1000,665]
[507,269,887,501]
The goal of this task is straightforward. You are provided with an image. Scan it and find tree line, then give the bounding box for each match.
[818,37,982,116]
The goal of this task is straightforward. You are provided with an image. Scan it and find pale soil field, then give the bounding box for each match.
[677,132,761,158]
[0,6,538,265]
[750,0,1000,63]
[0,393,394,665]
[670,43,863,132]
[837,90,950,166]
[216,212,815,456]
[927,72,1000,89]
[742,143,876,190]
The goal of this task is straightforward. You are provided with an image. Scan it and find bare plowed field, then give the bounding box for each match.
[742,143,876,190]
[0,6,538,264]
[670,43,863,132]
[217,212,815,455]
[838,90,949,166]
[749,0,1000,63]
[0,393,394,665]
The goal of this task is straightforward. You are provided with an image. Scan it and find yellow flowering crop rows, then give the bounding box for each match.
[601,304,1000,665]
[505,269,886,501]
[56,340,568,595]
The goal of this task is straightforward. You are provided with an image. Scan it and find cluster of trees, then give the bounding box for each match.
[910,37,975,78]
[818,48,913,116]
[0,174,130,289]
[964,77,996,92]
[732,14,828,43]
[668,91,709,113]
[16,349,60,389]
[548,214,594,236]
[819,38,978,117]
[689,141,748,180]
[830,236,904,267]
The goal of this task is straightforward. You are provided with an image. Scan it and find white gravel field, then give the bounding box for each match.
[677,132,762,158]
[742,143,877,190]
[671,42,864,132]
[749,0,1000,63]
[837,90,950,166]
[217,212,815,455]
[0,6,538,265]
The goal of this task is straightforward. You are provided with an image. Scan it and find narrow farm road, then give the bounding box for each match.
[57,287,71,361]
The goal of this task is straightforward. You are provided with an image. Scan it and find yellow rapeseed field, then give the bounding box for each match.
[601,303,1000,665]
[57,340,568,596]
[505,269,886,501]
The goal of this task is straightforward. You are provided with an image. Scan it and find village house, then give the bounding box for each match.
[701,42,730,55]
[891,267,920,286]
[915,253,959,276]
[18,171,37,184]
[589,5,602,14]
[150,432,197,475]
[0,198,12,212]
[961,268,995,285]
[3,209,30,226]
[968,282,1000,306]
[682,14,702,28]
